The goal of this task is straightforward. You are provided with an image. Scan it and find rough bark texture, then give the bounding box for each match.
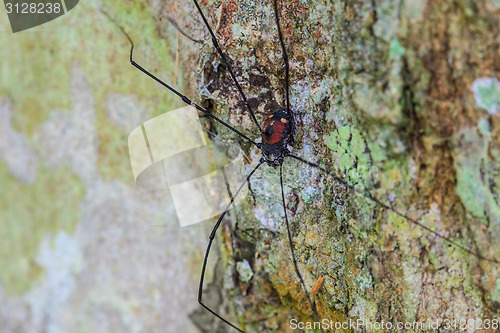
[163,0,500,332]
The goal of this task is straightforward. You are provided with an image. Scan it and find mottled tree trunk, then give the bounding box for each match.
[164,0,500,331]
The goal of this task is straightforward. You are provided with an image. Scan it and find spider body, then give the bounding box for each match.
[260,108,296,167]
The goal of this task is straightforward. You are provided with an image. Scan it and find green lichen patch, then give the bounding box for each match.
[325,126,373,188]
[453,126,500,237]
[472,78,499,115]
[236,259,254,283]
[389,39,406,59]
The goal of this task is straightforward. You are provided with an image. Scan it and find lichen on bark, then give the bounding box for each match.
[163,0,500,331]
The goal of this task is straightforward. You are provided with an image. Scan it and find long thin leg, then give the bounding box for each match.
[279,164,319,321]
[101,9,259,147]
[273,0,291,116]
[192,0,262,132]
[160,15,204,43]
[199,160,264,333]
[287,154,500,264]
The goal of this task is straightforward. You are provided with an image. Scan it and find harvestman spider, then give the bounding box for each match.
[105,0,500,331]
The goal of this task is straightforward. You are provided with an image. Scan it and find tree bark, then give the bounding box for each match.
[165,0,500,331]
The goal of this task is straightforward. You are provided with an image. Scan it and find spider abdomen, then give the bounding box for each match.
[261,108,295,166]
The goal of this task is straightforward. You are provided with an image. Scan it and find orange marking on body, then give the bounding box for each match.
[310,276,324,297]
[262,119,286,144]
